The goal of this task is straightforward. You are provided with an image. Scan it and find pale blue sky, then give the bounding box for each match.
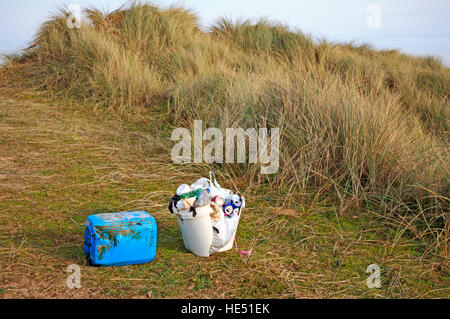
[1,0,449,65]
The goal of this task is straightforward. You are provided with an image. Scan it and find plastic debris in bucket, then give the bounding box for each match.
[168,172,249,257]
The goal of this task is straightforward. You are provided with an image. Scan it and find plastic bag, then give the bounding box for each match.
[168,171,245,256]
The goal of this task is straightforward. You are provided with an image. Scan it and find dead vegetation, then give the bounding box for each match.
[0,2,449,298]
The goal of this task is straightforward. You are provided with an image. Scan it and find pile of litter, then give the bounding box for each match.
[169,172,250,257]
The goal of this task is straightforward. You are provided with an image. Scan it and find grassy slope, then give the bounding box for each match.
[11,4,449,229]
[0,3,448,298]
[0,87,448,298]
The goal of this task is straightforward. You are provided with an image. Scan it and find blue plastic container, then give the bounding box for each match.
[83,211,157,266]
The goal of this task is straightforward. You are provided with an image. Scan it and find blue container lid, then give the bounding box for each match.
[86,211,155,227]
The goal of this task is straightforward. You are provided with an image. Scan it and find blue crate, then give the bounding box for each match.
[83,211,157,266]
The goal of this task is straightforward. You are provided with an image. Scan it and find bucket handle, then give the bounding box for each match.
[209,171,221,189]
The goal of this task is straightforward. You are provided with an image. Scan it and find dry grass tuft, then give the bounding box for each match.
[1,1,449,277]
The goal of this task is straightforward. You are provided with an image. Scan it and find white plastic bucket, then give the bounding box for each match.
[176,205,213,257]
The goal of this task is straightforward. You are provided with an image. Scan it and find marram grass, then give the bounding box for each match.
[4,2,449,265]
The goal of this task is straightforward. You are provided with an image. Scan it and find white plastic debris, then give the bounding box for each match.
[176,184,191,196]
[176,205,213,257]
[168,172,244,257]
